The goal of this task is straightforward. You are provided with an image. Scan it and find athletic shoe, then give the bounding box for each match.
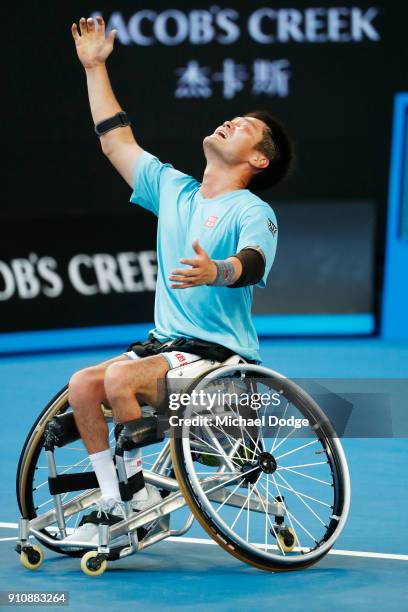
[64,498,130,549]
[132,484,162,533]
[132,484,162,512]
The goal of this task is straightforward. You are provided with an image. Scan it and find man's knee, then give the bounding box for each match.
[68,367,102,409]
[104,361,139,405]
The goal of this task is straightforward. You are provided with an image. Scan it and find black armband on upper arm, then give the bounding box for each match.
[95,111,131,137]
[227,247,266,288]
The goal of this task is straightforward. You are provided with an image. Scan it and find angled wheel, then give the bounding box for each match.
[170,364,350,572]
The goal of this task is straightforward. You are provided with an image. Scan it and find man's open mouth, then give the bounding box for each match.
[215,129,228,139]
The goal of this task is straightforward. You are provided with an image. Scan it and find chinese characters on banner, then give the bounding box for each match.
[91,6,381,100]
[175,59,291,99]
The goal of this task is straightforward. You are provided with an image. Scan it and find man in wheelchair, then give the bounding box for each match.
[67,16,292,547]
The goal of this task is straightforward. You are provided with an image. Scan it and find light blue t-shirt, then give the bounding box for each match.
[130,151,278,363]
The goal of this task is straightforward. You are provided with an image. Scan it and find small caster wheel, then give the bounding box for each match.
[80,551,107,577]
[277,528,296,553]
[20,545,44,570]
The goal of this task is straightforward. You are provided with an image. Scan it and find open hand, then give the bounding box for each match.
[169,239,217,289]
[71,16,116,69]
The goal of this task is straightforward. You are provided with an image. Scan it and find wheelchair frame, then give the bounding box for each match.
[16,356,351,575]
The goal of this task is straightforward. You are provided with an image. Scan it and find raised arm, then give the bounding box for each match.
[71,16,143,187]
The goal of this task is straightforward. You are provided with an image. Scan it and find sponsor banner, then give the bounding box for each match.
[0,212,157,333]
[92,5,381,101]
[98,6,381,48]
[4,1,405,224]
[0,201,375,334]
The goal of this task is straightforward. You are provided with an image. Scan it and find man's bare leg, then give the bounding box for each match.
[68,354,170,453]
[103,354,170,424]
[65,353,170,542]
[68,355,127,454]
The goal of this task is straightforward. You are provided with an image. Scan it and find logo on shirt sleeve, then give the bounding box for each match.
[267,218,278,237]
[204,215,218,228]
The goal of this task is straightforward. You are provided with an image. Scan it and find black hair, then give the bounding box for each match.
[244,110,295,191]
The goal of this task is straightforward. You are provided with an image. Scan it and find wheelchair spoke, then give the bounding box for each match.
[230,380,252,461]
[36,465,86,469]
[192,409,257,461]
[277,467,332,485]
[197,471,240,476]
[139,450,162,460]
[275,439,319,461]
[254,389,269,460]
[231,483,253,531]
[264,473,269,551]
[215,478,245,514]
[246,483,253,541]
[193,410,237,452]
[225,399,262,455]
[190,432,242,470]
[259,479,331,508]
[37,497,54,509]
[270,400,289,453]
[269,423,298,454]
[202,423,238,472]
[193,449,236,460]
[279,461,328,469]
[251,482,284,553]
[204,466,259,496]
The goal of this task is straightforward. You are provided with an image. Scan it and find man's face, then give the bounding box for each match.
[203,116,268,166]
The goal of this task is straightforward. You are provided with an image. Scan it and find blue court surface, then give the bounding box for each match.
[1,338,407,611]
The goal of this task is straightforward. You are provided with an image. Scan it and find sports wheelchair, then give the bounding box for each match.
[16,354,350,575]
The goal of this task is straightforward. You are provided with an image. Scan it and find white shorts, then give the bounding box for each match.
[124,349,203,370]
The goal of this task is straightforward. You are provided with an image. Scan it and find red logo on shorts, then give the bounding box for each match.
[204,215,218,228]
[175,352,188,364]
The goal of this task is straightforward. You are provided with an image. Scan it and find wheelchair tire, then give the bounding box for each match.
[170,364,351,572]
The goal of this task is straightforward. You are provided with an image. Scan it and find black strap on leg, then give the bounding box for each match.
[118,471,145,502]
[48,467,145,500]
[48,471,99,495]
[115,416,165,455]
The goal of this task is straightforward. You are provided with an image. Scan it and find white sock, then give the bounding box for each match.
[89,448,121,503]
[123,447,148,502]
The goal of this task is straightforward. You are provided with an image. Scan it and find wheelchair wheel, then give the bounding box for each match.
[170,364,350,572]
